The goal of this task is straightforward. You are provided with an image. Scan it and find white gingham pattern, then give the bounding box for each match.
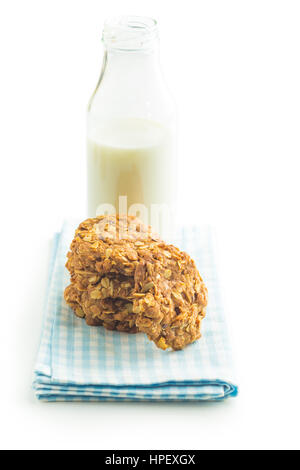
[33,222,238,402]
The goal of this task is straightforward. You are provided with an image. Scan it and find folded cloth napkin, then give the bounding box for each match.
[33,221,238,402]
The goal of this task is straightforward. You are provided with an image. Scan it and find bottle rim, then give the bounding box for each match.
[102,16,158,52]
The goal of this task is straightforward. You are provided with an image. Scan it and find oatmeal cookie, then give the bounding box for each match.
[64,215,207,350]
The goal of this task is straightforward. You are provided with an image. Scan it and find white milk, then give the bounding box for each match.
[87,118,175,233]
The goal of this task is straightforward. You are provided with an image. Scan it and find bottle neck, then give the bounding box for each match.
[88,17,174,124]
[102,16,158,51]
[103,46,160,80]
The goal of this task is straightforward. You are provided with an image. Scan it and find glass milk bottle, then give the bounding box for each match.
[87,16,176,236]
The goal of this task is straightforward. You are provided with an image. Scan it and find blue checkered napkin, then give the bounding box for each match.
[33,222,238,402]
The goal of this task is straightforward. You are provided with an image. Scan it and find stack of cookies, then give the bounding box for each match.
[64,215,207,350]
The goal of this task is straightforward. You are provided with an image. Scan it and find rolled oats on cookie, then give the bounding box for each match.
[64,283,139,333]
[133,246,207,350]
[64,215,207,350]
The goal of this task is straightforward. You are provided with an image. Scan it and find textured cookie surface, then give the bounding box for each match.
[64,215,158,334]
[64,215,207,350]
[133,245,207,350]
[66,214,160,277]
[64,284,138,333]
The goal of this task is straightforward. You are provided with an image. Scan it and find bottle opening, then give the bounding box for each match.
[103,16,158,51]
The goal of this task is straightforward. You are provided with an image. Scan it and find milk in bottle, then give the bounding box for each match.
[87,17,176,236]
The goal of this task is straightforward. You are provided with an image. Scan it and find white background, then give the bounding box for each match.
[1,0,300,450]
